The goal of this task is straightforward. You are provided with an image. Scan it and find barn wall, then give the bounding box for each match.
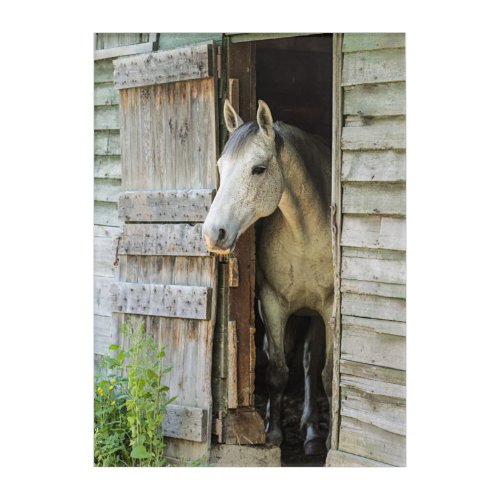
[94,48,122,356]
[329,33,406,467]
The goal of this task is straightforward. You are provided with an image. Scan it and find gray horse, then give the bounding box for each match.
[203,100,334,455]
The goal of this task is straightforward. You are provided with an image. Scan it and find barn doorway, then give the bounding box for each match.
[225,33,333,466]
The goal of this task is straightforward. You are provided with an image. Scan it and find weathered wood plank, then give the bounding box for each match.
[341,215,406,251]
[110,282,212,320]
[94,59,115,83]
[95,33,146,50]
[342,150,406,182]
[341,373,406,400]
[118,223,209,256]
[94,105,120,130]
[94,276,114,317]
[94,234,118,277]
[94,155,121,180]
[94,314,117,355]
[342,315,406,337]
[118,189,214,222]
[341,387,406,435]
[94,178,121,203]
[343,33,405,53]
[342,116,406,150]
[341,325,406,369]
[326,449,391,467]
[228,256,239,287]
[342,48,405,86]
[227,321,238,409]
[94,201,120,227]
[162,404,208,442]
[341,279,405,299]
[342,246,405,261]
[342,254,406,284]
[94,82,120,105]
[341,292,405,322]
[222,409,266,445]
[339,416,406,466]
[158,33,221,51]
[343,183,405,215]
[344,82,405,116]
[340,359,406,386]
[94,130,120,155]
[113,43,213,90]
[94,225,121,239]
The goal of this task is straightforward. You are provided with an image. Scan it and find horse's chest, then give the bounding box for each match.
[257,227,334,309]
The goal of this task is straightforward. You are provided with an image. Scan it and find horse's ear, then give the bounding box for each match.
[257,100,275,141]
[224,99,244,134]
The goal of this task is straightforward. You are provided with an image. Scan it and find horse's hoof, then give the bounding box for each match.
[266,429,283,446]
[304,438,326,456]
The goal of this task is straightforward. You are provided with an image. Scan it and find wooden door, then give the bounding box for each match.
[111,43,218,464]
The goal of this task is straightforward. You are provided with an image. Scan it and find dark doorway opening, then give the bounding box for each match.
[251,34,333,466]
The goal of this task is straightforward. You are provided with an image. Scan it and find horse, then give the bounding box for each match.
[202,99,334,455]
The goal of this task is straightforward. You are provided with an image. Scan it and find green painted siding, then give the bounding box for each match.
[158,33,222,50]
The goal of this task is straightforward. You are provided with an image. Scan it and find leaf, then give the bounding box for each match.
[147,369,158,381]
[131,445,149,459]
[157,351,166,359]
[166,396,177,405]
[109,344,119,351]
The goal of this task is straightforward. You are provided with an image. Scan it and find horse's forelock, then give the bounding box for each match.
[223,120,284,158]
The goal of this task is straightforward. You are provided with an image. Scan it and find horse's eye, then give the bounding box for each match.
[252,166,266,175]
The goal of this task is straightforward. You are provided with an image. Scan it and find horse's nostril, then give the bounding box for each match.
[218,228,226,242]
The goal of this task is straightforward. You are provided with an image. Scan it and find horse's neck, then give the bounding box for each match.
[277,144,329,244]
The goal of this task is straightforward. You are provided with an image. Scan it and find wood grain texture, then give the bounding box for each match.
[340,359,406,386]
[342,183,405,215]
[94,276,114,317]
[110,282,212,320]
[341,387,405,435]
[94,314,118,355]
[342,315,406,337]
[118,189,214,222]
[341,215,406,251]
[94,105,120,130]
[118,223,209,256]
[326,449,391,467]
[94,233,119,278]
[341,325,406,369]
[94,59,115,83]
[342,254,406,284]
[342,150,405,182]
[94,130,120,155]
[94,178,121,203]
[343,33,405,53]
[342,48,405,86]
[344,82,405,116]
[113,43,213,89]
[341,279,405,299]
[94,201,120,227]
[119,80,218,190]
[341,292,406,322]
[94,155,121,179]
[340,373,405,400]
[339,416,406,466]
[342,116,406,150]
[94,82,120,106]
[162,404,208,442]
[222,409,266,445]
[227,321,238,409]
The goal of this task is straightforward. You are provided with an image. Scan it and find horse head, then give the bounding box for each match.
[202,100,284,254]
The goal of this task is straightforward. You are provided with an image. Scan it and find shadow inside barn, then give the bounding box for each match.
[254,314,330,467]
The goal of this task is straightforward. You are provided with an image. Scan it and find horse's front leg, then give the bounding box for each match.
[260,284,289,446]
[301,315,326,455]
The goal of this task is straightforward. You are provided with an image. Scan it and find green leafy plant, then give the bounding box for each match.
[94,318,176,467]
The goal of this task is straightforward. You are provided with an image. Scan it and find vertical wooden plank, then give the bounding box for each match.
[227,40,258,410]
[329,33,344,453]
[227,321,238,409]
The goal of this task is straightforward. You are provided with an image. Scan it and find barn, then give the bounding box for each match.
[94,32,406,467]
